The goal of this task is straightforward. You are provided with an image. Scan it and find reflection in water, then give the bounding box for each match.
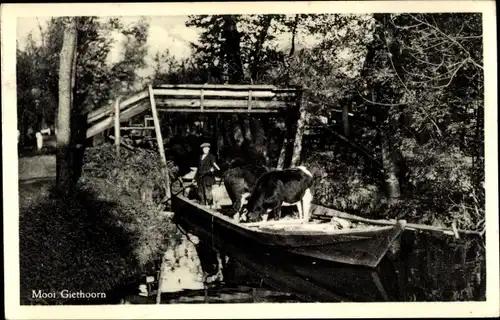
[399,232,486,301]
[154,215,485,303]
[159,232,223,293]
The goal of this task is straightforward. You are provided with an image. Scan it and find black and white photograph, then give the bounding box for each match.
[2,1,498,319]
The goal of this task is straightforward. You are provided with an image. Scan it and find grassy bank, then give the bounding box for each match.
[19,145,180,304]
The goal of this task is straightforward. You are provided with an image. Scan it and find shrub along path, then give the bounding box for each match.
[18,150,175,305]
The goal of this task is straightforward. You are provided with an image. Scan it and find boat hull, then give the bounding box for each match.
[171,195,405,268]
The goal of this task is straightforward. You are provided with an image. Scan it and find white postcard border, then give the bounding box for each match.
[2,1,498,319]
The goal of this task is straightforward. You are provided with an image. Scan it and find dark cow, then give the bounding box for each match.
[242,166,314,223]
[216,139,270,218]
[222,165,269,219]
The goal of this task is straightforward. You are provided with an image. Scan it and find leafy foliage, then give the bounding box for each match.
[17,17,149,138]
[82,144,176,204]
[19,144,183,304]
[186,14,296,84]
[282,13,484,230]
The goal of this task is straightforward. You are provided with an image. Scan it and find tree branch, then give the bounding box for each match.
[430,59,468,89]
[408,14,483,70]
[356,90,409,107]
[384,32,443,138]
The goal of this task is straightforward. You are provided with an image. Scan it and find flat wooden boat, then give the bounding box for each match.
[171,194,406,268]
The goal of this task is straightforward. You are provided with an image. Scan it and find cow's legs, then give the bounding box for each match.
[302,188,313,223]
[276,203,282,220]
[296,201,303,220]
[268,203,282,221]
[262,212,269,222]
[232,196,242,220]
[225,181,242,220]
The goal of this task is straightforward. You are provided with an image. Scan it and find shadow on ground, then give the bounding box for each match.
[19,185,144,304]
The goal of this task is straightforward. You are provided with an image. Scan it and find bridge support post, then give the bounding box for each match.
[148,85,170,199]
[114,97,122,157]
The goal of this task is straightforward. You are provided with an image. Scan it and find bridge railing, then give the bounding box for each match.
[86,84,301,138]
[153,84,300,113]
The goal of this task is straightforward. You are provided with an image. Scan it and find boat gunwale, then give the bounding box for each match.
[173,195,407,267]
[174,195,402,237]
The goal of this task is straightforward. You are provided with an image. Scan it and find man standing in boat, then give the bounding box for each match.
[195,142,220,207]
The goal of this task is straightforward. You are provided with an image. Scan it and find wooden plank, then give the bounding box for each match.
[155,99,289,109]
[153,88,297,99]
[88,86,297,125]
[248,89,252,111]
[157,108,280,113]
[200,88,204,112]
[114,97,122,157]
[311,205,482,236]
[87,90,149,123]
[121,126,155,130]
[157,84,284,90]
[149,84,170,200]
[245,219,305,228]
[87,101,150,137]
[86,101,151,138]
[149,85,166,165]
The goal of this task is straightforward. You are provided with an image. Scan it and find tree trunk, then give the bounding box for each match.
[289,15,300,56]
[56,18,78,195]
[290,96,308,167]
[232,115,244,146]
[342,103,350,137]
[223,117,236,147]
[277,137,287,170]
[262,116,274,165]
[250,15,273,82]
[214,115,224,157]
[380,131,401,199]
[69,18,88,188]
[360,14,402,200]
[222,15,244,84]
[239,116,253,142]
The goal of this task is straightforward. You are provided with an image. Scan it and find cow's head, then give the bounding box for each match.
[243,202,266,222]
[246,211,262,222]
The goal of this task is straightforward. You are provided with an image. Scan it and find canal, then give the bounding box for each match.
[125,212,486,304]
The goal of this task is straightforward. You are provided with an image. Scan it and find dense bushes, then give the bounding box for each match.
[305,149,385,215]
[19,182,177,304]
[82,144,177,204]
[20,144,182,304]
[303,140,484,231]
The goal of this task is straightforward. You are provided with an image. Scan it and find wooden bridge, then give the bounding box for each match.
[86,84,306,174]
[87,84,302,139]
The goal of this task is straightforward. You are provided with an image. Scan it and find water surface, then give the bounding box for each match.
[151,213,486,303]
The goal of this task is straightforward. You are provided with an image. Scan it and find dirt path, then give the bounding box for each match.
[18,155,56,181]
[18,155,56,209]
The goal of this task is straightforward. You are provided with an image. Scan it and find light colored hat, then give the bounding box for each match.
[200,143,211,148]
